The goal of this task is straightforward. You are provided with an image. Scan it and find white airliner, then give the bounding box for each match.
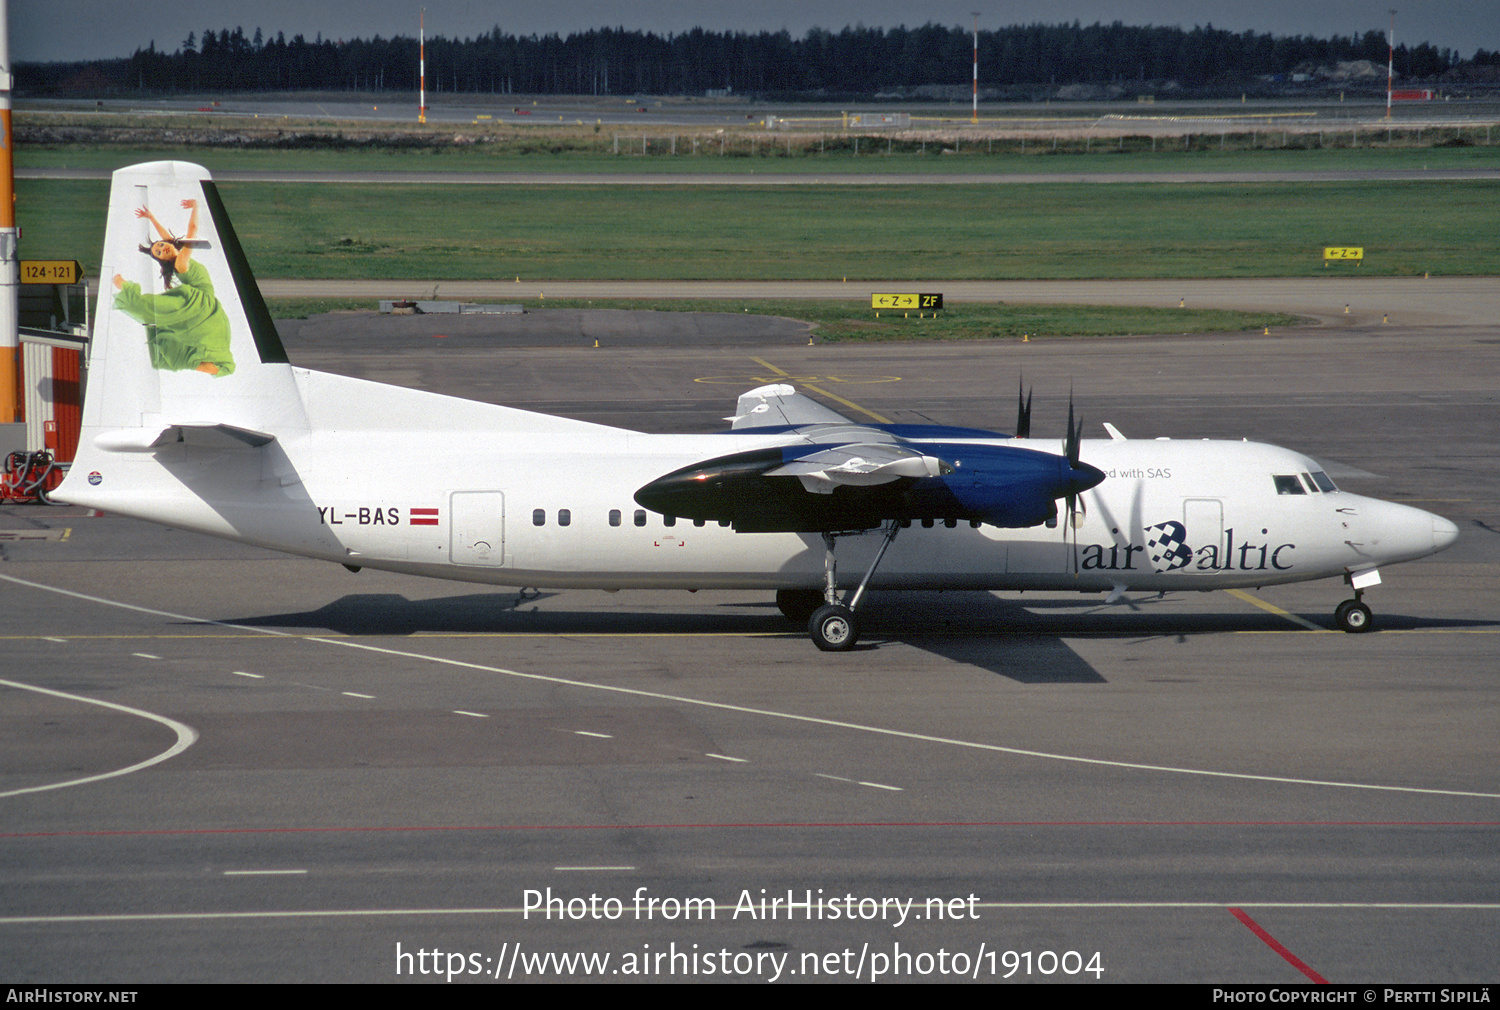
[54,162,1459,650]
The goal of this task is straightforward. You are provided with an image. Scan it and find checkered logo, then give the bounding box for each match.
[1144,520,1194,572]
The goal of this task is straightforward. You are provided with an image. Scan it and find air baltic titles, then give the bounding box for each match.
[54,162,1459,650]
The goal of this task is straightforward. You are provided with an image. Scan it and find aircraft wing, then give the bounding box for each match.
[729,383,853,429]
[637,384,1105,533]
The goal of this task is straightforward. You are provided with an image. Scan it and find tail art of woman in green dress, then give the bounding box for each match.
[111,198,235,377]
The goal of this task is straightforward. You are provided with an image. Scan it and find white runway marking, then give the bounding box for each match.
[3,572,1496,800]
[0,677,198,799]
[816,773,904,791]
[223,869,308,876]
[313,637,1500,799]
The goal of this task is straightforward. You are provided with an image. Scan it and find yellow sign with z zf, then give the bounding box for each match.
[871,293,943,310]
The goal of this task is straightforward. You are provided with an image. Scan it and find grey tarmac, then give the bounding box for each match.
[0,303,1496,983]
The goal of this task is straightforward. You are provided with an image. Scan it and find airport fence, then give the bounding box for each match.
[609,122,1498,158]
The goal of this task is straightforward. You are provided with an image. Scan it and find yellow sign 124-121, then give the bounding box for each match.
[21,260,82,284]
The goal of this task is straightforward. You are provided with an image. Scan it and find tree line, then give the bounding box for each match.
[20,21,1485,97]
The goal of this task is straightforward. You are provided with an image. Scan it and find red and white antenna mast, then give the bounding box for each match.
[1386,9,1396,119]
[971,13,980,124]
[419,8,428,125]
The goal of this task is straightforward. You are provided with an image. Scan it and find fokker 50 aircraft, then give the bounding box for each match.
[55,162,1459,650]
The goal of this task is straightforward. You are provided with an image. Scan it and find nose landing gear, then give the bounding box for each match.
[1334,569,1381,633]
[1333,593,1374,633]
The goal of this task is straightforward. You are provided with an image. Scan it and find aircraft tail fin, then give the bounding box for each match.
[77,161,307,439]
[56,162,310,506]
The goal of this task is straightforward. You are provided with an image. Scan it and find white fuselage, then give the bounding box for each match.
[63,369,1453,597]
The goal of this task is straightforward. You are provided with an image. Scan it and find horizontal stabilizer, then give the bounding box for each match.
[94,423,277,452]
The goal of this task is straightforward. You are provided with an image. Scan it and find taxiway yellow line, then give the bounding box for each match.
[1224,589,1326,632]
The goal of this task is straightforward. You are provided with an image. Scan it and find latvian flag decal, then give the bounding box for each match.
[409,507,440,526]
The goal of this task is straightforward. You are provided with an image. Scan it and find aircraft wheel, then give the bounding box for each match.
[1335,600,1373,634]
[776,588,824,625]
[808,604,859,651]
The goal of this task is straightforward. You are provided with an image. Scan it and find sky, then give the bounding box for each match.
[11,0,1500,64]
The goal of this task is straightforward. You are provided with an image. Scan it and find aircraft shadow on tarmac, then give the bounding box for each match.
[203,587,1497,685]
[216,589,1105,683]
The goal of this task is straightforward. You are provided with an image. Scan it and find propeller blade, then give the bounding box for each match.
[1015,381,1032,439]
[1064,392,1081,467]
[1059,386,1096,574]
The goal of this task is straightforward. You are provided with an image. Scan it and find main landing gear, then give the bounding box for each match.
[1333,592,1374,633]
[797,523,903,651]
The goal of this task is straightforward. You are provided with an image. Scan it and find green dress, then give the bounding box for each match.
[114,260,235,376]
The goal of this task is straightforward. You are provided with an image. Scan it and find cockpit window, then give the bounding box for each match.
[1309,470,1338,492]
[1273,474,1306,495]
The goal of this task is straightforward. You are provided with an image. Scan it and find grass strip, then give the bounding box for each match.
[21,177,1498,281]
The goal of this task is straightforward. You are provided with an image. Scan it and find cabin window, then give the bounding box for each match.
[921,518,935,528]
[608,509,621,527]
[694,518,706,527]
[1273,475,1306,495]
[634,509,648,527]
[664,515,677,527]
[719,519,731,527]
[944,518,958,528]
[532,509,546,526]
[558,509,572,527]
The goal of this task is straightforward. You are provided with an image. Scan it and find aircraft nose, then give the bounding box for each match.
[1432,514,1460,552]
[1360,499,1460,563]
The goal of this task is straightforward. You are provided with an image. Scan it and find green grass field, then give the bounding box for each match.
[20,176,1497,281]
